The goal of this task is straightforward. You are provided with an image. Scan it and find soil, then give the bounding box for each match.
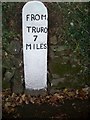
[2,99,90,120]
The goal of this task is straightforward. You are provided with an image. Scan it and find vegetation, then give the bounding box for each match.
[2,2,90,89]
[2,2,90,119]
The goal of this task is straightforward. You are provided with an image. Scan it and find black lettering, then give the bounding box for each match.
[32,26,36,33]
[27,26,31,32]
[44,27,48,33]
[36,44,40,49]
[26,44,31,50]
[35,14,40,20]
[40,43,43,49]
[33,35,38,41]
[26,14,47,21]
[37,27,40,33]
[41,27,44,33]
[26,26,48,33]
[41,14,46,20]
[33,44,35,49]
[44,43,47,49]
[31,14,35,21]
[26,14,30,21]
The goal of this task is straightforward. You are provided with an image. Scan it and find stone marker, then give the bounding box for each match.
[22,1,48,90]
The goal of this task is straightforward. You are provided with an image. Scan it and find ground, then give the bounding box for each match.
[2,88,90,119]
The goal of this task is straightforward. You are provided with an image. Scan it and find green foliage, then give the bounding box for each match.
[59,3,90,77]
[2,30,17,50]
[2,2,90,89]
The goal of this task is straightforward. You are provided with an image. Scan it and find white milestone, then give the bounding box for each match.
[22,1,48,90]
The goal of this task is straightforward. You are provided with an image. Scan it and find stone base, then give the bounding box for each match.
[25,89,47,96]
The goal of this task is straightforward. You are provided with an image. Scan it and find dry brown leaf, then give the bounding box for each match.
[30,98,35,104]
[11,103,16,107]
[59,95,64,99]
[11,93,17,98]
[67,92,75,97]
[76,90,79,95]
[5,102,11,108]
[63,88,68,93]
[50,95,59,103]
[16,96,20,102]
[19,98,23,104]
[10,108,15,112]
[25,100,29,104]
[21,94,26,101]
[5,98,9,102]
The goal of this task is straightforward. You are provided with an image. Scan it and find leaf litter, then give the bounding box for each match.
[2,87,90,118]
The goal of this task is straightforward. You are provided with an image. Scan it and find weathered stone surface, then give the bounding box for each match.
[52,74,60,79]
[13,82,23,93]
[11,69,24,93]
[3,57,13,69]
[11,57,21,68]
[56,46,66,52]
[49,88,60,94]
[50,35,57,45]
[7,40,21,55]
[4,71,14,81]
[51,78,65,86]
[49,50,55,60]
[62,56,69,64]
[25,89,47,96]
[50,46,57,52]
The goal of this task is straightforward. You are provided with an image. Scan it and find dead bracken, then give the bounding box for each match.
[2,87,89,114]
